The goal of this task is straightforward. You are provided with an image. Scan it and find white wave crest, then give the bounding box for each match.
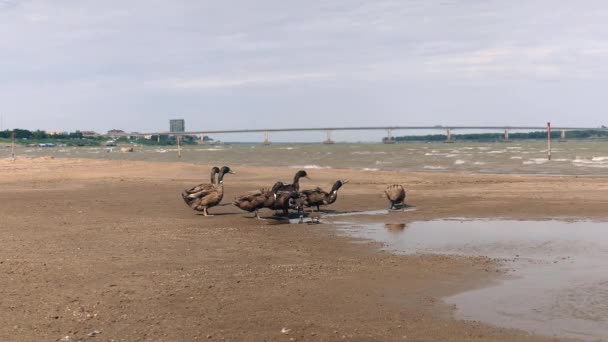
[289,165,332,169]
[523,158,548,165]
[351,151,387,155]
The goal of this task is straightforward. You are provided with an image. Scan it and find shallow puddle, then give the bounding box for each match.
[334,219,608,341]
[325,208,415,218]
[264,208,415,225]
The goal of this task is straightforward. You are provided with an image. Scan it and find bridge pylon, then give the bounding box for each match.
[444,128,454,143]
[323,129,335,144]
[383,128,395,144]
[263,131,271,145]
[501,129,511,143]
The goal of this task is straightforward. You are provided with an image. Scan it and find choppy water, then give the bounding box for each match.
[3,141,608,175]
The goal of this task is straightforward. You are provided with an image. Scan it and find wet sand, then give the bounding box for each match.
[2,157,608,341]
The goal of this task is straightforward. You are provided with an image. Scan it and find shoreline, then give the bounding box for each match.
[2,157,607,340]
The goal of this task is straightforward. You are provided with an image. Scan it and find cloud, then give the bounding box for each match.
[149,72,336,90]
[2,0,608,133]
[424,46,564,81]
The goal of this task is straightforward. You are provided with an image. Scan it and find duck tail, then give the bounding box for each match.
[181,191,193,206]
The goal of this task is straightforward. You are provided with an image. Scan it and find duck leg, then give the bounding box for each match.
[203,207,214,217]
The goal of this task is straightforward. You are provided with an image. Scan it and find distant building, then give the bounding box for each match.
[170,119,185,133]
[81,130,99,137]
[107,129,125,136]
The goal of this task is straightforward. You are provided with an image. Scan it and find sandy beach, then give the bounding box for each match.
[2,157,608,341]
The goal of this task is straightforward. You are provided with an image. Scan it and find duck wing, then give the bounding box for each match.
[275,182,296,192]
[302,188,327,206]
[191,192,222,211]
[185,183,214,195]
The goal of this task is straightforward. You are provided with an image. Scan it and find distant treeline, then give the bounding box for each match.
[0,129,212,146]
[0,129,87,140]
[388,130,608,142]
[0,129,101,146]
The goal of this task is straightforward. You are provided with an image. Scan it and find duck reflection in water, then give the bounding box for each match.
[385,223,407,233]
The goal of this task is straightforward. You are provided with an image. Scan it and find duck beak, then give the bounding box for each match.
[342,179,349,184]
[229,171,236,174]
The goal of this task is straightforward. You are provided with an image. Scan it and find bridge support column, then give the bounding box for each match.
[384,128,395,144]
[445,129,454,143]
[559,129,567,142]
[263,131,271,145]
[323,130,335,144]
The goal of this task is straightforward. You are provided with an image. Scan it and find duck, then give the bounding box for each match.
[302,179,348,212]
[182,166,235,216]
[385,184,406,210]
[233,182,283,219]
[274,170,309,193]
[272,170,309,215]
[182,166,220,204]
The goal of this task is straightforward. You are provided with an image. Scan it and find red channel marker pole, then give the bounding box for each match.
[547,122,551,160]
[11,131,15,160]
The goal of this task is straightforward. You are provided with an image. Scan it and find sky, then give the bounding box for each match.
[1,0,608,141]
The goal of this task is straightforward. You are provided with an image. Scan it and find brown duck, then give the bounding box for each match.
[233,182,283,219]
[302,179,348,211]
[182,166,235,216]
[272,170,309,215]
[182,166,220,201]
[385,184,406,210]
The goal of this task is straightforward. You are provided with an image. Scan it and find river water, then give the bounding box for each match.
[3,140,608,175]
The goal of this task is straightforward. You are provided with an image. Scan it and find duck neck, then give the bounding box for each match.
[327,182,341,204]
[210,170,218,184]
[293,175,303,191]
[327,189,338,204]
[217,171,226,185]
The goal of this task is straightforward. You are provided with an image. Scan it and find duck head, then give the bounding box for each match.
[218,166,235,183]
[293,170,310,182]
[333,179,348,190]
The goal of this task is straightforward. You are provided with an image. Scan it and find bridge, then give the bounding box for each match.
[108,125,607,144]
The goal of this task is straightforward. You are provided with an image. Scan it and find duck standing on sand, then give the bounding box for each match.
[272,170,309,216]
[302,180,348,212]
[233,182,283,219]
[182,166,235,216]
[385,184,406,210]
[182,166,220,201]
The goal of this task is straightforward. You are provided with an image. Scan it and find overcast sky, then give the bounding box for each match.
[1,0,608,140]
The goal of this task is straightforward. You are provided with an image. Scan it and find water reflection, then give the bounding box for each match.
[385,223,407,232]
[334,219,608,341]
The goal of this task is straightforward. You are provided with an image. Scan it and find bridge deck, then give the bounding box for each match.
[111,126,608,137]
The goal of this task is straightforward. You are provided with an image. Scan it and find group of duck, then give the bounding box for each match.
[181,166,407,221]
